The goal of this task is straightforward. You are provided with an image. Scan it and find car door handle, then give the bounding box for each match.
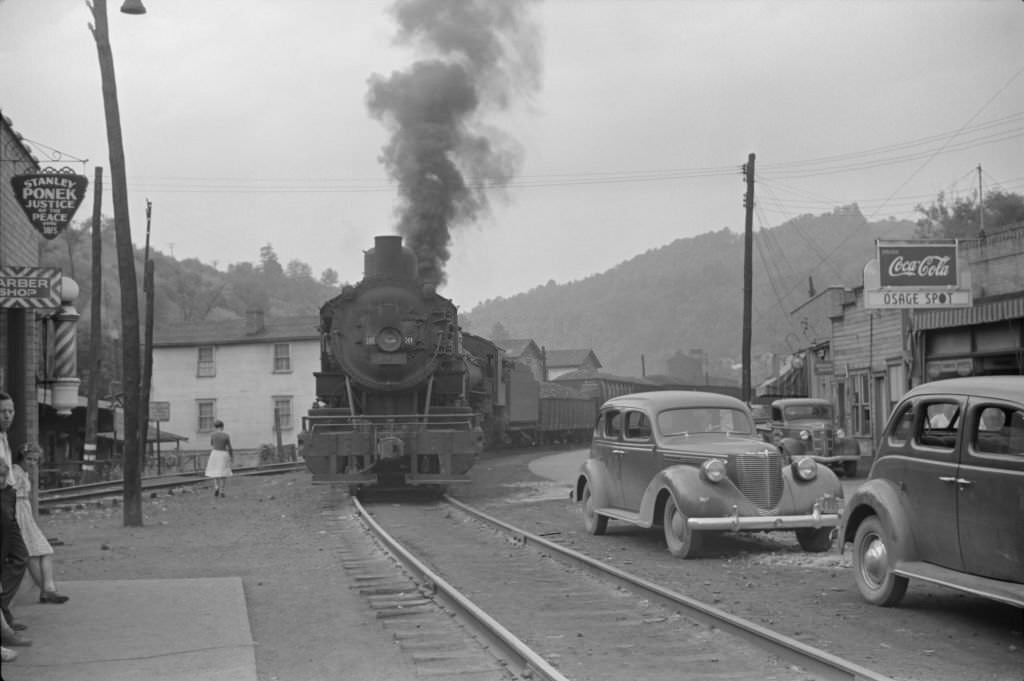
[612,449,625,455]
[939,476,974,486]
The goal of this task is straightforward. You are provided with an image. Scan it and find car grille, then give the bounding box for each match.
[732,451,785,511]
[811,428,834,456]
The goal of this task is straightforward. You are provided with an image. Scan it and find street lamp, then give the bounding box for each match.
[120,0,147,14]
[87,0,145,526]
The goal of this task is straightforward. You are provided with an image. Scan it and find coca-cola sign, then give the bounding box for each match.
[877,241,958,287]
[10,167,89,240]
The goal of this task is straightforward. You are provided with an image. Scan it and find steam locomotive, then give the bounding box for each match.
[299,235,488,492]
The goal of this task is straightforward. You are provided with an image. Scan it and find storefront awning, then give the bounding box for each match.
[97,425,189,444]
[914,293,1024,331]
[756,363,807,398]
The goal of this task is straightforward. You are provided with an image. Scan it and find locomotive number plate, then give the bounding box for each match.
[370,352,408,365]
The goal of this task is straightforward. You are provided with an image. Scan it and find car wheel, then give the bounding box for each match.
[796,526,834,552]
[842,460,858,478]
[581,482,608,536]
[852,516,908,606]
[663,496,702,558]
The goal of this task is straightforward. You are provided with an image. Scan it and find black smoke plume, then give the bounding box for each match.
[367,0,541,286]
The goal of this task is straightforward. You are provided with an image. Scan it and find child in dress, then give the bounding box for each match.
[11,445,68,604]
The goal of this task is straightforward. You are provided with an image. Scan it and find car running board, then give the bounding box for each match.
[893,560,1024,608]
[594,508,651,528]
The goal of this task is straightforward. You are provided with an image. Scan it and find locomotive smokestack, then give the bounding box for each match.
[366,235,418,281]
[367,0,541,287]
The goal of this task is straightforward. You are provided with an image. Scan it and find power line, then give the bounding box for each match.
[767,63,1024,306]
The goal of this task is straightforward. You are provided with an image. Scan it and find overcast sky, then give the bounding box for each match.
[2,0,1021,310]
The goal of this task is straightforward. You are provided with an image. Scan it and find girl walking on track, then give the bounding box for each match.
[205,420,234,498]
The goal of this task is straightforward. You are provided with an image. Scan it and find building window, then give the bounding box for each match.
[197,400,216,432]
[273,396,293,431]
[887,363,905,415]
[836,379,846,431]
[197,346,216,377]
[273,343,291,373]
[851,373,870,437]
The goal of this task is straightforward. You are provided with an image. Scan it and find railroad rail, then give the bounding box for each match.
[358,495,897,681]
[353,495,569,681]
[443,496,897,681]
[38,461,304,508]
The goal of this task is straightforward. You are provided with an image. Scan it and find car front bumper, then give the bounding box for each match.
[687,498,843,531]
[810,454,859,465]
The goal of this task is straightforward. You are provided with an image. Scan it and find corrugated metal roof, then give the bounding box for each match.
[913,293,1024,331]
[545,348,601,368]
[554,368,653,384]
[154,314,320,347]
[494,338,537,358]
[98,424,189,443]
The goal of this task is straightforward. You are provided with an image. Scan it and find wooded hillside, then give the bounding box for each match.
[41,204,916,390]
[461,205,916,378]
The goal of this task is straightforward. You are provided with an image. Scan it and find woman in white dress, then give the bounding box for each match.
[204,420,234,497]
[11,445,68,604]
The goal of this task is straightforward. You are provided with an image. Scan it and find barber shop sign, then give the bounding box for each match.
[10,167,89,239]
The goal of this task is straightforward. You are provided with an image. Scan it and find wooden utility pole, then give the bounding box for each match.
[741,153,755,403]
[89,0,144,526]
[84,167,103,483]
[977,164,985,238]
[139,199,154,474]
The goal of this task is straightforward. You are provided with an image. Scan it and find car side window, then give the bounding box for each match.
[624,411,651,441]
[919,401,960,449]
[604,410,624,439]
[886,403,915,447]
[973,405,1023,456]
[771,406,783,422]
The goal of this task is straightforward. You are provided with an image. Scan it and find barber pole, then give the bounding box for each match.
[50,277,82,417]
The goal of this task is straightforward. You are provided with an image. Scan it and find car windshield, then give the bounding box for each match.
[657,407,754,436]
[783,403,832,420]
[749,404,771,420]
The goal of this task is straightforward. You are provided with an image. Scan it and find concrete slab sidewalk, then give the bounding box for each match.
[5,578,257,681]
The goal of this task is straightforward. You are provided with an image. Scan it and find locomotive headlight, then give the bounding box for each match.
[700,459,727,483]
[799,429,811,440]
[376,327,404,352]
[836,428,846,438]
[792,456,818,481]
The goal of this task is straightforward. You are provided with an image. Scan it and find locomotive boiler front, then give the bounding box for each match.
[324,244,458,395]
[301,235,482,491]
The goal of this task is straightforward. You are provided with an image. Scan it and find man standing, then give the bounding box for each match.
[0,390,30,643]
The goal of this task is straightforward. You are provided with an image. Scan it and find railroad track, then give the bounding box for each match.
[354,494,897,681]
[37,461,304,508]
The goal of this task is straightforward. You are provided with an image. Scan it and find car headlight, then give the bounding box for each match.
[700,459,727,483]
[799,429,811,440]
[836,428,846,438]
[376,327,404,352]
[792,456,818,481]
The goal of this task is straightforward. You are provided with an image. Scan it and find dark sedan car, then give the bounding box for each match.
[576,391,844,558]
[841,376,1024,608]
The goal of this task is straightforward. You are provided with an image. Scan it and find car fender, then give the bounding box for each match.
[841,478,918,562]
[638,465,754,524]
[778,463,844,511]
[576,458,615,508]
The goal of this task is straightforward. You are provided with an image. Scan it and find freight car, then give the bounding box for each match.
[503,363,596,445]
[460,334,596,447]
[300,235,485,492]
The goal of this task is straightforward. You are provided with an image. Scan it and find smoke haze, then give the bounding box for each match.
[367,0,542,286]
